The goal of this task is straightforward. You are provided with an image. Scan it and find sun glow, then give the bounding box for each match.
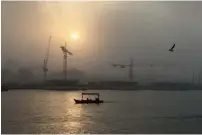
[71,33,79,40]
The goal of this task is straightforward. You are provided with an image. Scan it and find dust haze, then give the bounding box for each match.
[2,1,202,83]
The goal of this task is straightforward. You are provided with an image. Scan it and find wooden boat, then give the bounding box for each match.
[74,99,103,104]
[74,93,104,104]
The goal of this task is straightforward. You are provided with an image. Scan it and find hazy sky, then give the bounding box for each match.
[2,1,202,82]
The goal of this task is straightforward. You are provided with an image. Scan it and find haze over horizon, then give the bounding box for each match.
[2,1,202,83]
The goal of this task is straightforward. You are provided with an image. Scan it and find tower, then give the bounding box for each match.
[43,36,51,82]
[112,58,134,81]
[60,42,73,80]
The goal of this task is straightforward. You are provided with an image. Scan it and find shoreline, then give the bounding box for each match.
[5,87,202,91]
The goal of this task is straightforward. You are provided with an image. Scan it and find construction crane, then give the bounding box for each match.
[60,41,73,80]
[43,36,51,82]
[112,58,134,81]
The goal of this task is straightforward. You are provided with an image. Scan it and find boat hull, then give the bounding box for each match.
[74,99,103,104]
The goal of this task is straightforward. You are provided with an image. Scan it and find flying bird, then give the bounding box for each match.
[169,44,175,52]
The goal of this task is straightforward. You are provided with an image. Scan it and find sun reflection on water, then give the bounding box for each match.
[63,92,87,133]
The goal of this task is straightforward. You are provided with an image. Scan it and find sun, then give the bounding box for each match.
[71,33,79,40]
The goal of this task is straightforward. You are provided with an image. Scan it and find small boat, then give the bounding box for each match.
[74,92,104,104]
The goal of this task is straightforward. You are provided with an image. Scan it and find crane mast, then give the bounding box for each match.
[43,36,51,81]
[60,41,73,80]
[112,58,134,81]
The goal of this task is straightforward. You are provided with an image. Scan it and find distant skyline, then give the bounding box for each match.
[2,1,202,82]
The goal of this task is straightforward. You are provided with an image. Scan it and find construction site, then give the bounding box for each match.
[40,36,139,89]
[2,36,202,91]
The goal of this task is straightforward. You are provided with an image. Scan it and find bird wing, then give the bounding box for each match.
[171,44,175,49]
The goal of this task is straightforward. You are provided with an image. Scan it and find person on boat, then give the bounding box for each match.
[95,98,99,102]
[87,98,89,101]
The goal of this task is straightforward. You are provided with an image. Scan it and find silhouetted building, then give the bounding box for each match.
[150,82,202,90]
[88,81,138,90]
[100,81,138,86]
[45,79,80,86]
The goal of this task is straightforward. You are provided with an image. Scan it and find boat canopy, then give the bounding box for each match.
[82,93,99,96]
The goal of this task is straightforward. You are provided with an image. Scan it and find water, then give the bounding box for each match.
[2,90,202,134]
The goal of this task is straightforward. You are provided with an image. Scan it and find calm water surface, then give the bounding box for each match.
[2,90,202,133]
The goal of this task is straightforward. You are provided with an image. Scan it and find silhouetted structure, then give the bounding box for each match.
[45,79,79,86]
[150,82,202,90]
[88,81,138,90]
[43,36,51,81]
[112,58,134,81]
[60,42,73,81]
